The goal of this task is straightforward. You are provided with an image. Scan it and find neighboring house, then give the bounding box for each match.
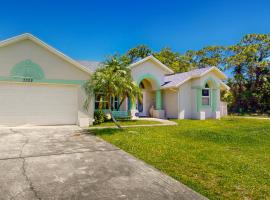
[0,34,229,127]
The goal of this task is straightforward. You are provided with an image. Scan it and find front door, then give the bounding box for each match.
[138,91,147,117]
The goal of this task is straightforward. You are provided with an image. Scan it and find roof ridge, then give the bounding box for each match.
[162,66,227,89]
[165,66,213,76]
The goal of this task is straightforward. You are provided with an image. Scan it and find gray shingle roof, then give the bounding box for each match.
[161,67,213,89]
[77,61,102,72]
[76,61,226,89]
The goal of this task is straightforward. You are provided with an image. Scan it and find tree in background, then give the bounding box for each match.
[225,34,270,113]
[153,48,194,73]
[224,45,249,112]
[126,45,152,63]
[126,46,195,73]
[153,46,225,73]
[124,44,226,73]
[192,46,226,69]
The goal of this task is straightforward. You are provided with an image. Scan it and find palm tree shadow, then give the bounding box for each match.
[87,128,125,136]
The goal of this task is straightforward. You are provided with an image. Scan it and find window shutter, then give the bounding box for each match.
[211,89,217,112]
[196,88,202,112]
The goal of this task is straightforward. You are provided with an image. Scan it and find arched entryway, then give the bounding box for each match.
[138,79,155,116]
[129,73,164,118]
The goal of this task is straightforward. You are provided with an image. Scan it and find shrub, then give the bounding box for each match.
[94,110,107,125]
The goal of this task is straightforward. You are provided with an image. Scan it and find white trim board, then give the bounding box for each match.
[129,55,174,74]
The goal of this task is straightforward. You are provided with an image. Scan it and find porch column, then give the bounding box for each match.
[155,90,162,110]
[196,88,201,112]
[211,89,217,112]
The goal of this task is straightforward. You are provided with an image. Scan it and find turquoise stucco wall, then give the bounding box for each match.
[135,73,163,110]
[195,77,219,112]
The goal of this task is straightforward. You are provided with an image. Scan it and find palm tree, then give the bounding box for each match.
[84,55,141,128]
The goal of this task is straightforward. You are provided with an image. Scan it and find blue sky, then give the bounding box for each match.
[0,0,269,62]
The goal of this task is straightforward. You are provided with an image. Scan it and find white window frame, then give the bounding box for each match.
[95,94,119,110]
[95,94,108,109]
[111,96,119,110]
[202,87,211,106]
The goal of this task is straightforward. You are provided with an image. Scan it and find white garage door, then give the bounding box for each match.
[0,83,78,126]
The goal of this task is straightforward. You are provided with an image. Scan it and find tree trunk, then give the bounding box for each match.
[107,95,122,129]
[117,97,126,111]
[109,110,122,129]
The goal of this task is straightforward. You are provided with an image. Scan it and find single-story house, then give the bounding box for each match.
[0,33,229,127]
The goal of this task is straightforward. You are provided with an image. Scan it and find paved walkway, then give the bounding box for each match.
[234,116,270,120]
[0,126,206,200]
[89,118,177,130]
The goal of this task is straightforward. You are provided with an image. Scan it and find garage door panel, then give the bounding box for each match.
[0,84,78,126]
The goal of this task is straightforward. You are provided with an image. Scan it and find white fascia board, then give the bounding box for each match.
[129,55,174,74]
[0,33,92,75]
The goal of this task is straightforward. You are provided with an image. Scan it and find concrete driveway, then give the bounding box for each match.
[0,126,206,200]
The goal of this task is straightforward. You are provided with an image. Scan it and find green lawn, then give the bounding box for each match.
[91,118,270,200]
[93,119,161,127]
[231,113,270,118]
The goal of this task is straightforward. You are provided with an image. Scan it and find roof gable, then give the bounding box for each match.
[129,55,174,74]
[78,61,102,72]
[162,66,228,89]
[0,33,92,75]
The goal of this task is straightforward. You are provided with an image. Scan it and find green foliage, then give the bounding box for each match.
[84,55,142,128]
[84,55,140,110]
[221,89,234,110]
[126,45,152,63]
[153,46,225,73]
[225,34,270,113]
[193,46,226,69]
[153,48,193,72]
[92,118,270,200]
[124,44,226,73]
[93,110,107,125]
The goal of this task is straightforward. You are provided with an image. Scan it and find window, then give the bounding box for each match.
[111,96,119,110]
[95,94,107,109]
[95,94,119,110]
[202,83,210,106]
[23,77,33,82]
